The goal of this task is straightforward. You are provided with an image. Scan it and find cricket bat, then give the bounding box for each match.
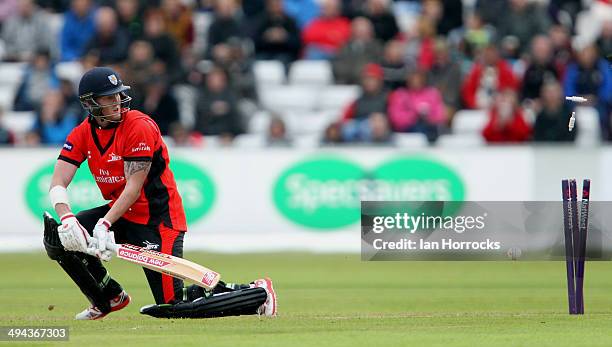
[106,243,221,290]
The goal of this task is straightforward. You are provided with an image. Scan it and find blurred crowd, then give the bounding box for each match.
[0,0,610,147]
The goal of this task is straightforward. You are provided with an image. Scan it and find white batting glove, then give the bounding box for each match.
[87,233,115,262]
[58,213,90,253]
[93,218,112,252]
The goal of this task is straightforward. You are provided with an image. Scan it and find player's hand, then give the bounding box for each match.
[93,218,112,253]
[57,213,90,253]
[86,235,114,262]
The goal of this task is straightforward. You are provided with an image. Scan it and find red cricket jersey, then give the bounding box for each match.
[58,110,187,231]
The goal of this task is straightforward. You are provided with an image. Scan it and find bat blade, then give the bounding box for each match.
[111,243,221,290]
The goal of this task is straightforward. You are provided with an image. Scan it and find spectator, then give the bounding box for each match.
[141,75,180,136]
[253,0,301,69]
[13,49,59,111]
[461,44,518,109]
[548,0,583,27]
[161,0,194,52]
[341,63,389,142]
[35,0,71,12]
[533,82,576,142]
[0,107,15,145]
[122,40,158,108]
[302,0,351,60]
[563,44,612,139]
[496,0,551,57]
[193,66,244,141]
[60,0,96,61]
[361,0,398,42]
[267,116,292,146]
[142,9,180,82]
[428,39,462,123]
[322,121,344,144]
[448,12,495,61]
[474,0,506,27]
[549,24,572,78]
[84,6,130,64]
[116,0,144,41]
[380,39,408,90]
[283,0,320,29]
[0,0,18,29]
[597,20,612,59]
[404,17,437,71]
[241,0,266,19]
[80,48,100,70]
[206,0,245,60]
[521,35,560,102]
[169,122,204,147]
[368,112,392,143]
[1,0,51,62]
[206,2,257,101]
[421,0,462,37]
[31,90,79,144]
[388,69,446,142]
[333,17,383,84]
[482,88,531,143]
[58,78,82,119]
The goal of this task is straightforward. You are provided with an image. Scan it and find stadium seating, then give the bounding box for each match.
[259,85,319,114]
[254,60,285,87]
[55,61,83,85]
[436,134,486,147]
[248,110,271,134]
[575,106,601,147]
[0,63,25,88]
[2,111,35,138]
[288,60,333,86]
[233,133,266,148]
[392,133,430,148]
[451,110,488,134]
[317,85,360,114]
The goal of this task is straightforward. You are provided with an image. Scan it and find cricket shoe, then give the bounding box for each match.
[75,290,131,320]
[252,278,277,317]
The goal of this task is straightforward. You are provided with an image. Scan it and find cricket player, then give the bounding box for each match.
[43,66,277,320]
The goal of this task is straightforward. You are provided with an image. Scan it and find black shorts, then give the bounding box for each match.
[76,205,185,304]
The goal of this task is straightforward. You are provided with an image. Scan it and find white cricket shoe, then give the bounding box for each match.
[75,290,131,320]
[252,278,277,317]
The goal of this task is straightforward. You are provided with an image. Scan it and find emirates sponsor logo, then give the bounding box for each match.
[202,271,219,286]
[131,142,151,153]
[118,247,171,268]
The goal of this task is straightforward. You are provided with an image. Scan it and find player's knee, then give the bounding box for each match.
[42,212,65,260]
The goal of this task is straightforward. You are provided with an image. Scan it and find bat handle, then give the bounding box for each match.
[107,242,119,252]
[84,241,119,255]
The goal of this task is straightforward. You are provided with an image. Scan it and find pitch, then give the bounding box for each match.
[2,253,612,346]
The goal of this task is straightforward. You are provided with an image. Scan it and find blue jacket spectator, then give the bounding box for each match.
[60,0,97,61]
[283,0,319,29]
[563,44,612,139]
[13,50,60,111]
[84,6,130,64]
[32,90,79,144]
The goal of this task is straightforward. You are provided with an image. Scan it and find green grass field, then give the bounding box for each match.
[2,252,612,346]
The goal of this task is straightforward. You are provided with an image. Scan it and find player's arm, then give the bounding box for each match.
[103,160,151,224]
[92,160,151,256]
[49,160,78,217]
[49,159,92,253]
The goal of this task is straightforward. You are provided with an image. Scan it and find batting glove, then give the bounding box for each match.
[58,213,91,253]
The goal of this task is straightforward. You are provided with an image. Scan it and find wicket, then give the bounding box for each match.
[561,178,590,315]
